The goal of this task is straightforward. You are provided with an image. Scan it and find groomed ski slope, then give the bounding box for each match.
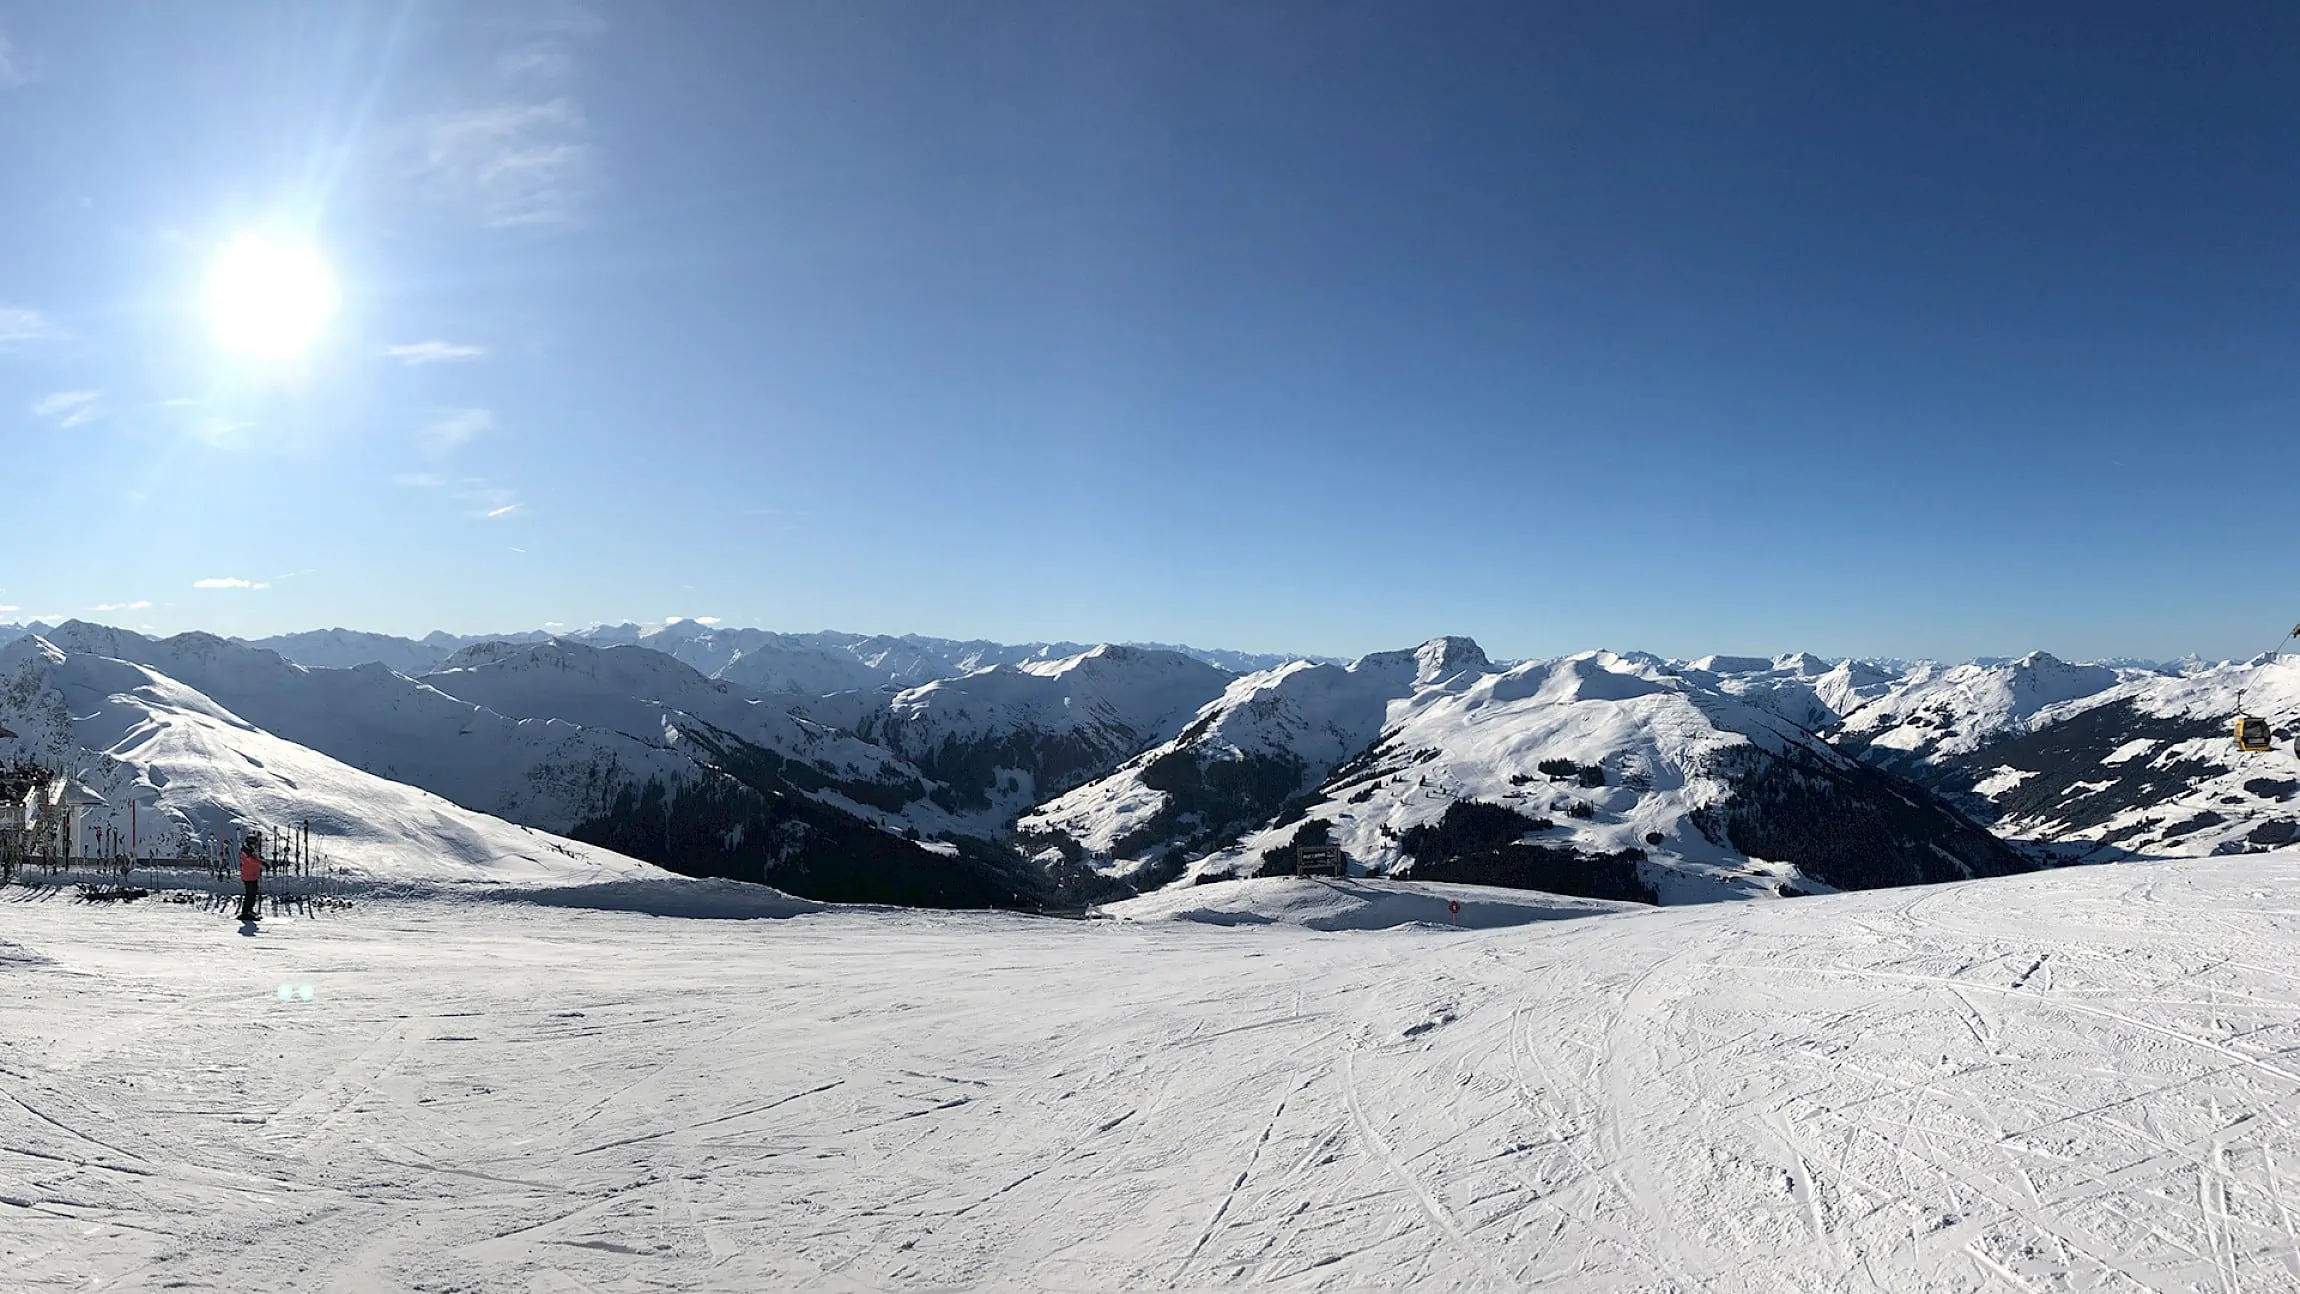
[9,856,2300,1289]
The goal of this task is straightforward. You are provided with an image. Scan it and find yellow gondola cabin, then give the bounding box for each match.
[2237,716,2274,752]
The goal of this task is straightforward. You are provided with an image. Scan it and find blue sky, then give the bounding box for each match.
[6,1,2299,663]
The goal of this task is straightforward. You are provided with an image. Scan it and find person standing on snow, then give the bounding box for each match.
[238,832,263,922]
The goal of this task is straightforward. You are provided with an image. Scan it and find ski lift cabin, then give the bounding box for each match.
[2238,716,2275,752]
[2237,626,2300,753]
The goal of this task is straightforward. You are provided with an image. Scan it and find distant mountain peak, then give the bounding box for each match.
[1415,636,1490,684]
[1690,654,1774,675]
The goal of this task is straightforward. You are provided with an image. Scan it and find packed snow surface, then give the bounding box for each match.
[1103,876,1639,930]
[11,853,2300,1289]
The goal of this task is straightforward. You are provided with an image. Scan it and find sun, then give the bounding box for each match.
[205,234,339,361]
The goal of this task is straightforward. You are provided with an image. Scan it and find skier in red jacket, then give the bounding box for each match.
[238,832,263,922]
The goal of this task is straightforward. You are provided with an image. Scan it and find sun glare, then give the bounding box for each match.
[206,235,339,361]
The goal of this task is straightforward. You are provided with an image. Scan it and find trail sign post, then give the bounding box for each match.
[1449,898,1460,927]
[1295,844,1345,877]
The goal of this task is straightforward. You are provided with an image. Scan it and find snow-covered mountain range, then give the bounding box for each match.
[1832,652,2300,859]
[1020,640,2027,903]
[245,621,1316,688]
[7,616,2292,910]
[847,644,1232,823]
[4,625,1047,906]
[239,626,553,674]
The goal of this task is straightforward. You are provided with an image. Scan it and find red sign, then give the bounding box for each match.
[1449,898,1460,926]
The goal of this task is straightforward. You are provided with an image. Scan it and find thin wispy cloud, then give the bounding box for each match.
[404,473,527,520]
[0,306,55,343]
[397,7,602,229]
[388,340,486,364]
[192,577,269,590]
[422,98,596,228]
[397,471,525,520]
[0,21,21,89]
[421,408,494,457]
[31,390,98,428]
[499,42,576,82]
[90,600,151,612]
[461,482,524,519]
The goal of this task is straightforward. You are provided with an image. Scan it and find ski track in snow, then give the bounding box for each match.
[13,857,2300,1289]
